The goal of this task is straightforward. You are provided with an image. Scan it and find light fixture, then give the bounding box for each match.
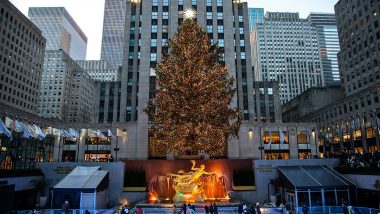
[248,128,253,139]
[123,128,127,134]
[184,8,196,19]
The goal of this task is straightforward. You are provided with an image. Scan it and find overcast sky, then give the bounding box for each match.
[10,0,338,60]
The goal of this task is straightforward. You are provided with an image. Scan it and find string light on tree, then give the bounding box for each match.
[145,19,242,157]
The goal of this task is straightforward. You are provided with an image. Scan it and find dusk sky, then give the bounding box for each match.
[10,0,338,60]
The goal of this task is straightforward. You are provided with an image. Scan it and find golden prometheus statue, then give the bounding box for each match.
[170,160,215,203]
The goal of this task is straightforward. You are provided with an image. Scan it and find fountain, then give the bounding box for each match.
[148,160,230,203]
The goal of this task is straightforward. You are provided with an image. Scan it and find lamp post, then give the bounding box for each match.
[115,126,119,162]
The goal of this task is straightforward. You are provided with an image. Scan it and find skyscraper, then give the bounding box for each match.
[39,50,97,123]
[308,13,340,86]
[103,0,254,158]
[0,0,46,114]
[100,0,128,69]
[248,8,264,31]
[28,7,87,60]
[251,12,323,104]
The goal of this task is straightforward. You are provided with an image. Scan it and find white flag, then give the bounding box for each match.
[117,128,128,143]
[279,129,285,144]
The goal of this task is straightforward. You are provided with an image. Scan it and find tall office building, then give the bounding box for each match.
[308,13,340,86]
[113,0,254,158]
[28,7,87,60]
[77,60,120,82]
[282,0,380,153]
[251,12,324,104]
[39,50,97,123]
[0,0,46,114]
[248,8,264,31]
[335,0,380,97]
[100,0,128,69]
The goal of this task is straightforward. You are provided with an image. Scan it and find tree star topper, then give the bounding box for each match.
[184,8,196,19]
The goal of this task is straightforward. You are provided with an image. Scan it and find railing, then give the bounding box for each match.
[17,209,117,214]
[17,206,380,214]
[295,206,380,214]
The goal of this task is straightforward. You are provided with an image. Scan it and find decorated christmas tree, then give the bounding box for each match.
[145,18,241,157]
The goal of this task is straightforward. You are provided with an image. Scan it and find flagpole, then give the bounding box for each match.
[76,128,80,162]
[115,126,119,162]
[278,126,280,150]
[259,126,262,160]
[296,125,299,159]
[58,129,61,162]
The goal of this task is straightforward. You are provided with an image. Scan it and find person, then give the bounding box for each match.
[213,203,218,214]
[137,207,143,214]
[342,202,348,214]
[204,205,210,214]
[61,201,69,214]
[256,202,261,214]
[108,155,114,162]
[249,205,256,214]
[85,210,90,214]
[285,202,291,214]
[347,205,353,214]
[243,203,248,213]
[186,204,192,214]
[210,203,214,214]
[172,205,177,214]
[278,154,283,159]
[302,204,308,214]
[238,202,244,214]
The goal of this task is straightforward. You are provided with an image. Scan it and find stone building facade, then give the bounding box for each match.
[251,12,324,104]
[28,7,87,60]
[0,0,46,114]
[282,0,380,155]
[38,50,97,123]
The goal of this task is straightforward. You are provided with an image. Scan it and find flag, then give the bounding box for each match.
[69,128,79,139]
[14,120,23,132]
[306,128,312,137]
[108,129,114,138]
[80,129,87,138]
[52,128,61,136]
[0,120,12,139]
[19,121,33,139]
[33,124,46,140]
[117,128,128,143]
[97,130,108,141]
[26,123,38,138]
[61,129,74,141]
[44,127,53,135]
[279,129,285,144]
[88,129,97,138]
[350,119,355,130]
[268,130,272,145]
[5,117,15,130]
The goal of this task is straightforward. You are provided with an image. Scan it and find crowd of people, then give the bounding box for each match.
[237,202,261,214]
[339,151,380,168]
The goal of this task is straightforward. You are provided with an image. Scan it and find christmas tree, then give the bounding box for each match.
[145,18,241,157]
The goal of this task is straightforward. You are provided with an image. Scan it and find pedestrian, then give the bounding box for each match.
[238,202,243,214]
[213,203,218,214]
[249,205,256,214]
[256,202,261,214]
[172,205,177,214]
[205,205,210,214]
[210,203,214,214]
[85,210,90,214]
[61,201,69,214]
[302,204,308,214]
[137,207,143,214]
[342,202,348,214]
[186,204,192,214]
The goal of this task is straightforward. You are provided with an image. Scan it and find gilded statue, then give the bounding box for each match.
[170,160,215,202]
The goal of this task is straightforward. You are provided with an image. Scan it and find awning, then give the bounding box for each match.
[278,165,356,190]
[53,166,109,191]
